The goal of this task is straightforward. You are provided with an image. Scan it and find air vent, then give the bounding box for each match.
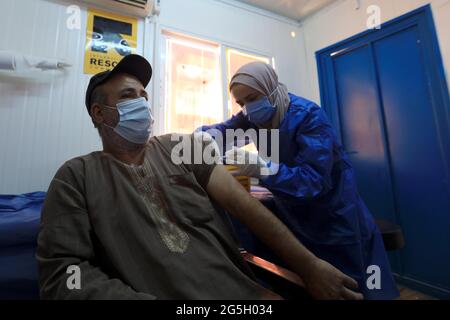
[81,0,159,18]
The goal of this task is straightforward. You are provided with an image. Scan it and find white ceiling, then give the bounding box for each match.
[234,0,337,21]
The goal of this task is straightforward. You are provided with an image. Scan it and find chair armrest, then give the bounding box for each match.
[241,250,311,299]
[241,251,305,288]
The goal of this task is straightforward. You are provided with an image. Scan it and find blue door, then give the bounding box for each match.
[317,5,450,298]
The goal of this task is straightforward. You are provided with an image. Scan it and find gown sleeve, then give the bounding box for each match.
[198,112,254,155]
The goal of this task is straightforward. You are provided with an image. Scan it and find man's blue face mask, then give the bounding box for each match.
[243,91,277,126]
[102,97,153,144]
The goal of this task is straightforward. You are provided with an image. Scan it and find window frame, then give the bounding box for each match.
[154,26,275,135]
[223,46,273,118]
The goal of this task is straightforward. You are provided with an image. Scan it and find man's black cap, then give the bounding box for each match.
[85,54,152,115]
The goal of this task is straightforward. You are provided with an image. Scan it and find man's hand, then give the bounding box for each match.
[303,258,364,300]
[206,165,363,300]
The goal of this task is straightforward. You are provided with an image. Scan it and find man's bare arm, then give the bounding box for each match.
[206,165,364,300]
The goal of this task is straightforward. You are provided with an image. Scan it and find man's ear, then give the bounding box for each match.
[90,103,104,127]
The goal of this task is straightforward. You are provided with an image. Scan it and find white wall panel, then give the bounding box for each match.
[0,0,144,193]
[0,0,303,194]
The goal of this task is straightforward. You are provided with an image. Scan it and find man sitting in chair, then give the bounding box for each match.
[37,55,363,300]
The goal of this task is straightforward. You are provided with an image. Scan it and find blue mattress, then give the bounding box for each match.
[0,192,46,300]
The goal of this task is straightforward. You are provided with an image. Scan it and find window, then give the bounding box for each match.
[162,32,223,134]
[160,31,273,137]
[226,49,271,117]
[226,49,271,152]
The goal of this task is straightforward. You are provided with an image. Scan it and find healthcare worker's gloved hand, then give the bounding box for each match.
[224,147,278,178]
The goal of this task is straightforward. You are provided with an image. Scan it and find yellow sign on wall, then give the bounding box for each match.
[84,8,138,74]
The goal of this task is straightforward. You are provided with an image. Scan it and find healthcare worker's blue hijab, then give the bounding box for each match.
[229,62,291,129]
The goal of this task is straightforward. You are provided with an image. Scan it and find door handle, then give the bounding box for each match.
[345,150,359,155]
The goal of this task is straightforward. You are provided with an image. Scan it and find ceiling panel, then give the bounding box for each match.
[235,0,337,21]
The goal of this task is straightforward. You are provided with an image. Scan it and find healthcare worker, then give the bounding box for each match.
[200,62,399,300]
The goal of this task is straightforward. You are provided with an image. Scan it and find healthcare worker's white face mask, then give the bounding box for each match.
[102,97,154,144]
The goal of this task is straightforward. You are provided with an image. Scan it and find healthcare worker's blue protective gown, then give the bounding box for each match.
[201,93,399,300]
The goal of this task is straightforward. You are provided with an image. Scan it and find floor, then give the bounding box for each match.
[397,285,436,300]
